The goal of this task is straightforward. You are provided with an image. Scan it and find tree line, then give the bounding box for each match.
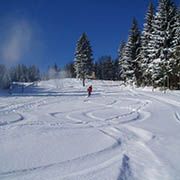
[0,64,40,89]
[74,0,180,89]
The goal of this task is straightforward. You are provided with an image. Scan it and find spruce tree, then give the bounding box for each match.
[74,33,93,86]
[173,7,180,48]
[28,65,40,82]
[1,70,11,89]
[118,41,126,80]
[101,56,114,80]
[171,7,180,89]
[63,62,76,78]
[94,61,102,80]
[140,2,155,86]
[120,18,141,84]
[113,58,120,80]
[118,41,126,61]
[0,65,11,89]
[149,0,177,87]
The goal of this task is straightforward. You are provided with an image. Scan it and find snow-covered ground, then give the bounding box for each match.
[0,79,180,180]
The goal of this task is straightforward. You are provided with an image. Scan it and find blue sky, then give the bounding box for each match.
[0,0,179,70]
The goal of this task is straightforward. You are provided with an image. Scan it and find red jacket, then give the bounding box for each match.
[87,86,92,93]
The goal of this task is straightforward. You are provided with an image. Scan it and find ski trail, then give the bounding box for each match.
[137,90,180,126]
[0,94,149,180]
[0,113,24,126]
[0,82,177,180]
[62,94,170,180]
[174,112,180,124]
[0,131,123,179]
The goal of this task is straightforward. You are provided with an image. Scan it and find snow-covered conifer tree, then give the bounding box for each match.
[149,0,177,87]
[0,65,11,89]
[74,33,93,86]
[101,56,114,80]
[171,7,180,89]
[140,2,155,86]
[120,18,141,84]
[118,41,126,81]
[28,65,40,82]
[113,58,120,80]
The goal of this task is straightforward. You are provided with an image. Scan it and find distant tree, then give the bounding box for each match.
[28,65,40,82]
[74,33,93,86]
[63,62,76,78]
[0,63,41,89]
[118,41,126,80]
[21,64,29,82]
[53,63,59,72]
[95,56,114,80]
[1,70,11,89]
[102,56,114,80]
[94,61,99,79]
[0,64,6,84]
[47,63,60,80]
[9,66,17,82]
[12,64,27,82]
[0,64,11,89]
[118,42,128,81]
[9,64,40,83]
[113,58,120,80]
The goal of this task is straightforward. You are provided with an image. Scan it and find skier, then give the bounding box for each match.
[87,85,92,97]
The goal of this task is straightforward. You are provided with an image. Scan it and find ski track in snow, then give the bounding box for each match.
[174,112,180,124]
[0,95,164,179]
[0,80,179,180]
[0,97,48,127]
[136,90,180,125]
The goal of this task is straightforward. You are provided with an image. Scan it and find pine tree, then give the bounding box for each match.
[102,56,114,80]
[94,61,101,79]
[28,65,40,82]
[113,58,120,80]
[1,70,11,89]
[9,66,17,82]
[120,18,141,84]
[149,0,177,87]
[63,62,76,78]
[74,33,93,86]
[173,7,180,48]
[9,64,40,83]
[0,64,6,86]
[118,41,126,80]
[95,56,113,80]
[118,41,126,61]
[53,63,59,73]
[140,2,155,86]
[170,7,180,89]
[0,65,11,89]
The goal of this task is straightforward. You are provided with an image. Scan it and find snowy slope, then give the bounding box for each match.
[0,79,180,180]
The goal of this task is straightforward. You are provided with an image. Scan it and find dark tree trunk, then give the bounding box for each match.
[82,75,85,87]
